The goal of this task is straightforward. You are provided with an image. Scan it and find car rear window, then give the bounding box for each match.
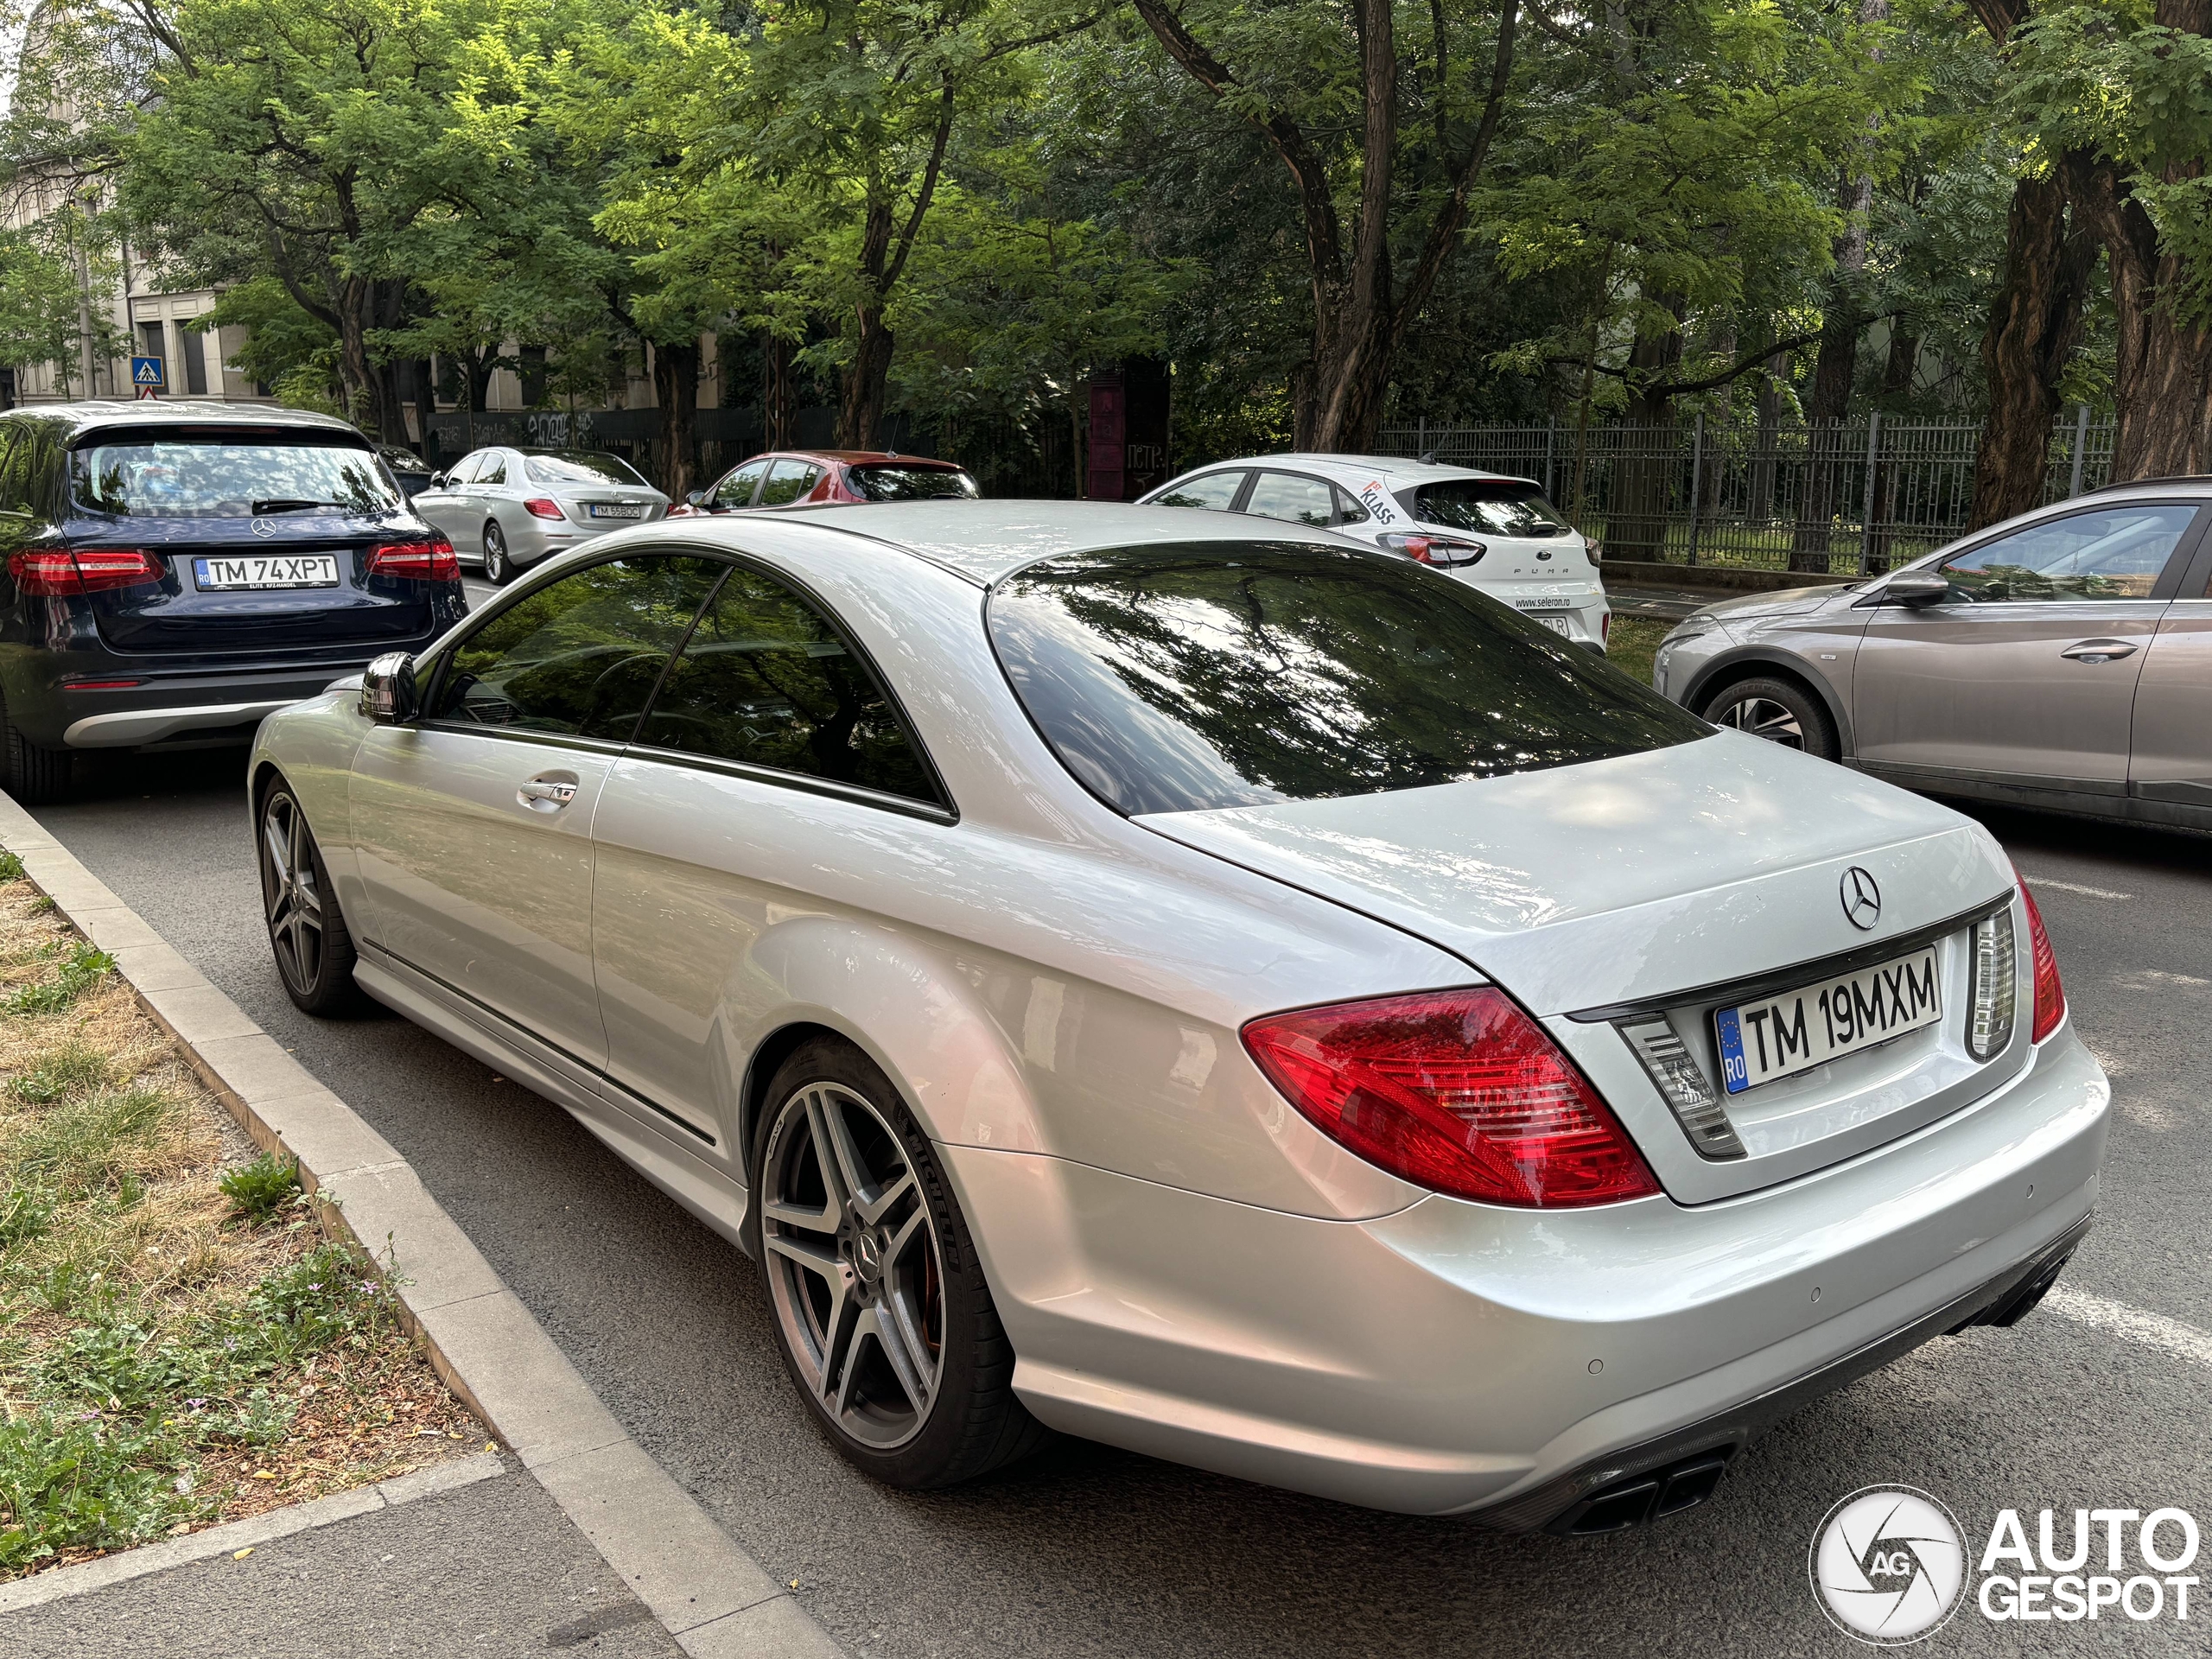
[1404,479,1573,538]
[849,464,979,502]
[988,543,1708,816]
[70,433,400,518]
[523,451,650,487]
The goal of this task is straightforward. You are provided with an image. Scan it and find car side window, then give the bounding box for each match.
[637,565,942,805]
[1154,472,1243,511]
[1935,505,2200,602]
[1243,471,1338,529]
[424,556,725,738]
[1332,486,1369,526]
[715,458,771,510]
[757,459,822,508]
[474,453,508,487]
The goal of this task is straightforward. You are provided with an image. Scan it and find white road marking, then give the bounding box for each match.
[2042,1285,2212,1370]
[2019,876,2133,900]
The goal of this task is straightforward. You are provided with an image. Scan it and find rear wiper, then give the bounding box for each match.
[251,498,352,514]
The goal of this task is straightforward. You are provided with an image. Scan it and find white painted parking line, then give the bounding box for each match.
[2042,1286,2212,1370]
[2019,876,2133,900]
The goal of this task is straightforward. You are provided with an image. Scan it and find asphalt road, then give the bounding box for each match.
[35,728,2212,1657]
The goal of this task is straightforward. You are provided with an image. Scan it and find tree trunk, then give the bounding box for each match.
[652,337,701,500]
[762,329,794,450]
[1748,349,1788,524]
[409,358,436,454]
[1968,173,2094,529]
[1609,304,1685,563]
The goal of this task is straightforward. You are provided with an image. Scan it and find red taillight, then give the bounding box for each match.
[1241,988,1662,1207]
[523,498,566,520]
[367,536,459,582]
[9,548,164,596]
[2018,880,2066,1043]
[1377,531,1484,568]
[1600,611,1612,645]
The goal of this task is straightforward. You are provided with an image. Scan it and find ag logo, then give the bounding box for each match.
[1810,1486,1967,1644]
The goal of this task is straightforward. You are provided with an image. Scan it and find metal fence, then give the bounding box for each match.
[1376,410,2116,575]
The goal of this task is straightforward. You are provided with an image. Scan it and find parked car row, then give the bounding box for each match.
[0,398,2121,1541]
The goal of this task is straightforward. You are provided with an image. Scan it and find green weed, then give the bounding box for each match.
[10,1088,171,1202]
[5,944,116,1015]
[219,1154,302,1227]
[12,1045,115,1104]
[0,851,24,881]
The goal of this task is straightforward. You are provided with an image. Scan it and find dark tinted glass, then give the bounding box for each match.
[427,556,723,738]
[990,543,1709,816]
[523,451,650,486]
[849,464,979,501]
[70,435,400,518]
[1410,480,1573,538]
[1154,471,1243,511]
[639,567,940,804]
[758,460,822,507]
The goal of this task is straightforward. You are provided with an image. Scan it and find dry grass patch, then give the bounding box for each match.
[0,873,480,1577]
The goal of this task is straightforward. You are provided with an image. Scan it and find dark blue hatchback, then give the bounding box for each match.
[0,401,467,801]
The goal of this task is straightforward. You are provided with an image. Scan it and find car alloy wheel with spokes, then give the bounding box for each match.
[761,1078,944,1449]
[1700,674,1839,762]
[482,520,512,584]
[257,782,364,1014]
[1713,694,1804,746]
[751,1040,1048,1486]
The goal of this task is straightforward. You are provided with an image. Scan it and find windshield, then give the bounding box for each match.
[849,464,979,502]
[1407,480,1573,539]
[989,543,1707,817]
[523,451,651,487]
[71,435,399,518]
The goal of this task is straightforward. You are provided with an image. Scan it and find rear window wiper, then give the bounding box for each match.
[251,498,354,514]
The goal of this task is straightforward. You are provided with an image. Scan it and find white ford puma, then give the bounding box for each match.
[250,501,2107,1532]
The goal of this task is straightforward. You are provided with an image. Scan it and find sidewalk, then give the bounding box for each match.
[7,1461,684,1659]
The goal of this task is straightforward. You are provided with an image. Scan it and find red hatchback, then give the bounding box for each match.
[671,449,980,516]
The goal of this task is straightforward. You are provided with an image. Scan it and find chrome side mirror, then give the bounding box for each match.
[360,652,419,723]
[1861,570,1950,607]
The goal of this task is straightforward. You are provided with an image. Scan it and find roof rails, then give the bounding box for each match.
[2087,474,2212,494]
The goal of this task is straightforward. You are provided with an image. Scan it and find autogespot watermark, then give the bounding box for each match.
[1810,1485,2202,1643]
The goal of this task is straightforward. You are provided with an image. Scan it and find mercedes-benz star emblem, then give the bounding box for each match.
[250,518,278,538]
[1840,867,1883,931]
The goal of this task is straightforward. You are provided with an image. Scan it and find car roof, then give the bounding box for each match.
[751,499,1356,585]
[2,400,368,442]
[1170,453,1540,492]
[753,449,969,469]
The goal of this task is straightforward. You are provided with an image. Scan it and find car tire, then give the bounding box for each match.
[1700,675,1840,762]
[482,521,512,585]
[256,779,368,1016]
[0,691,74,805]
[750,1038,1051,1490]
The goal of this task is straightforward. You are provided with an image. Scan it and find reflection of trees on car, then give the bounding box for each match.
[435,557,723,736]
[992,544,1708,816]
[640,570,935,801]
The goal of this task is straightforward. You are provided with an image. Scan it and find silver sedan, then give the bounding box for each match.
[413,447,669,583]
[251,502,2106,1529]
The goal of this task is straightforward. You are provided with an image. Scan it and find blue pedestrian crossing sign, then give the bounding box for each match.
[131,356,165,396]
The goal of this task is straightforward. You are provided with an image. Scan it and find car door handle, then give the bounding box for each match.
[2060,639,2139,662]
[518,774,578,810]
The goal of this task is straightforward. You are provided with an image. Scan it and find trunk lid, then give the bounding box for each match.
[79,512,438,656]
[1139,733,2023,1200]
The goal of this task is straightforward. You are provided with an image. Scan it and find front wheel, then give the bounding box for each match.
[750,1039,1049,1489]
[482,520,512,585]
[1700,675,1840,763]
[257,781,366,1015]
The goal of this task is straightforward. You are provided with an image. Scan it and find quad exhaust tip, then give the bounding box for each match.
[1549,1449,1736,1536]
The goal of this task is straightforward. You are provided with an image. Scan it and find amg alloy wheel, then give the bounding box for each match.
[753,1041,1047,1486]
[257,783,365,1014]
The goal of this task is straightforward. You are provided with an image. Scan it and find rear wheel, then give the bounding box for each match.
[750,1039,1048,1489]
[1700,675,1840,762]
[257,780,366,1015]
[482,520,512,585]
[0,692,74,805]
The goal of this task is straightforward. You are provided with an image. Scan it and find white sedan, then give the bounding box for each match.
[1139,452,1612,652]
[249,502,2105,1530]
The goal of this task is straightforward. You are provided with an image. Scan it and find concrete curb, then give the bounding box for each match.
[1600,556,1859,594]
[0,1453,504,1617]
[0,793,843,1659]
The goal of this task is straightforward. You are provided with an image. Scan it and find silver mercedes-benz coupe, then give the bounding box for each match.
[249,501,2108,1534]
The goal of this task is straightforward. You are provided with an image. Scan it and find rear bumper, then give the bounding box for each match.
[10,658,426,750]
[969,1027,2107,1518]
